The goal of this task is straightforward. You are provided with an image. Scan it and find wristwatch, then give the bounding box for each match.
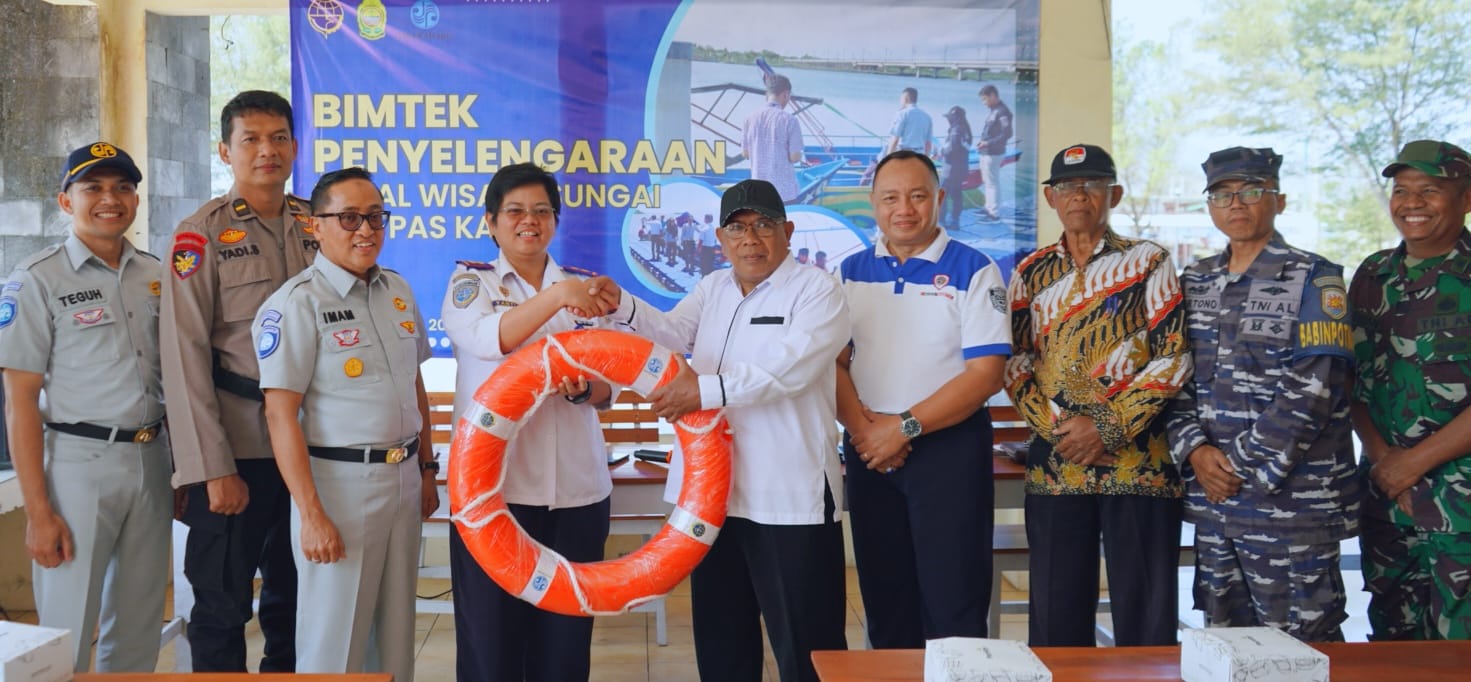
[420,459,441,474]
[899,410,923,439]
[565,384,594,404]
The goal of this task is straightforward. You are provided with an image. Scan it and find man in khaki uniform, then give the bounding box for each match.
[160,90,318,672]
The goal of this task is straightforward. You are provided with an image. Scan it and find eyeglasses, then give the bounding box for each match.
[721,219,781,238]
[1051,180,1115,198]
[498,206,556,221]
[316,210,391,231]
[1205,187,1279,208]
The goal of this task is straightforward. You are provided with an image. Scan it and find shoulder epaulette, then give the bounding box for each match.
[457,260,496,271]
[14,243,65,271]
[561,264,599,278]
[230,198,253,219]
[285,194,310,215]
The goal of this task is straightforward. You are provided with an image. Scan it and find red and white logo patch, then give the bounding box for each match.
[73,308,105,325]
[932,274,950,290]
[1064,146,1087,165]
[333,329,361,347]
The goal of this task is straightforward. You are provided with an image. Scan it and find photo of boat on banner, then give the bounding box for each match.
[629,0,1040,296]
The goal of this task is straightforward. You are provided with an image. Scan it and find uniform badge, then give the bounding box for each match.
[231,198,251,218]
[172,232,207,280]
[256,308,282,358]
[344,357,364,377]
[0,296,16,329]
[989,286,1008,313]
[452,277,479,308]
[301,222,315,235]
[400,320,417,335]
[932,274,950,289]
[1321,286,1347,320]
[73,308,105,325]
[219,229,247,244]
[1063,146,1087,165]
[333,329,361,347]
[149,280,161,296]
[393,296,407,311]
[499,285,510,296]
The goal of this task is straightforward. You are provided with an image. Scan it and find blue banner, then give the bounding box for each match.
[291,0,1039,356]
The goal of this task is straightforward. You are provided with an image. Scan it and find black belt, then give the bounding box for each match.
[213,355,263,402]
[47,421,162,444]
[308,438,420,464]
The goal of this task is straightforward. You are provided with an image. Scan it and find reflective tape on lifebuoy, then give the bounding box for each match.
[449,328,732,616]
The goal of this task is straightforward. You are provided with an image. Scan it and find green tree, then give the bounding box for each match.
[210,14,291,195]
[1112,22,1192,237]
[1195,0,1471,266]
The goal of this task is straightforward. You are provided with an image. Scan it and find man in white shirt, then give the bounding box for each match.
[596,179,850,682]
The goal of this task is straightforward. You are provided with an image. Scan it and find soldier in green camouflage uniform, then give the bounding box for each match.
[1351,140,1471,640]
[1165,147,1361,642]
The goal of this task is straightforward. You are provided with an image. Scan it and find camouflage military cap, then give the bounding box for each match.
[1381,140,1471,179]
[1202,146,1282,191]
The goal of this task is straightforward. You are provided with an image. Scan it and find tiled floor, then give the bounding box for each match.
[10,550,1368,680]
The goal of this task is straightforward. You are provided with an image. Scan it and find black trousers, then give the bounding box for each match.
[691,485,847,682]
[450,497,610,682]
[182,457,297,672]
[845,409,994,647]
[1025,443,1184,647]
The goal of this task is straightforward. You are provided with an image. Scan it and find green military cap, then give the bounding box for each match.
[1381,139,1471,179]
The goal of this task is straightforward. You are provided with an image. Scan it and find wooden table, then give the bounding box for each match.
[812,640,1471,681]
[77,675,390,681]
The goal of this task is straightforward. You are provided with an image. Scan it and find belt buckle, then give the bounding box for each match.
[386,447,408,464]
[133,427,156,444]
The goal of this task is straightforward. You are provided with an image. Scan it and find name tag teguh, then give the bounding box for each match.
[1181,627,1329,682]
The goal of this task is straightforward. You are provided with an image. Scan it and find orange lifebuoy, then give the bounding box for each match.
[449,329,732,616]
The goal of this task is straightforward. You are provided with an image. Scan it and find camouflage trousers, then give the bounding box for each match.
[1360,514,1471,640]
[1192,528,1347,642]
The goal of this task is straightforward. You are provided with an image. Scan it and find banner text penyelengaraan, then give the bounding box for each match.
[314,137,728,176]
[313,93,726,176]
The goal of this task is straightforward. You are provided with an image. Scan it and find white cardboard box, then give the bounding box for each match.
[924,637,1052,682]
[1181,627,1329,682]
[0,622,73,682]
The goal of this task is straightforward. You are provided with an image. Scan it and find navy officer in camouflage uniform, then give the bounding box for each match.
[1350,140,1471,640]
[1164,147,1360,641]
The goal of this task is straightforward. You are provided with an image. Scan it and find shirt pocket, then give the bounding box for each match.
[55,310,122,367]
[218,258,275,323]
[1421,333,1471,408]
[318,325,383,387]
[390,316,423,379]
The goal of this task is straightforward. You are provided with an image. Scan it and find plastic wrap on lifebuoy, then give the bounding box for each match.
[449,328,732,616]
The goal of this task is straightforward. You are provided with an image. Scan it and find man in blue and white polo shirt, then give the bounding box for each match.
[836,150,1012,647]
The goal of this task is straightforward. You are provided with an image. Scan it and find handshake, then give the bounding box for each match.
[559,275,623,319]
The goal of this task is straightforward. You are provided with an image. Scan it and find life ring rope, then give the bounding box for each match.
[449,329,734,617]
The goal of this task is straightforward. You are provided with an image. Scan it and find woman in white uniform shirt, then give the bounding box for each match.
[439,163,623,682]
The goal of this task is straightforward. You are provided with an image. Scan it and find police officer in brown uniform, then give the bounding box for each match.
[160,90,317,672]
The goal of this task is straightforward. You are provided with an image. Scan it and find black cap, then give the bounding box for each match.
[720,179,786,225]
[61,142,142,191]
[1202,146,1282,191]
[944,105,967,120]
[1042,144,1115,185]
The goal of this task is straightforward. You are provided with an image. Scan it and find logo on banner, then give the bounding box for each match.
[307,0,344,38]
[410,0,440,29]
[358,0,387,40]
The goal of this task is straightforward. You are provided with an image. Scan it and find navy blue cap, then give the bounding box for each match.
[61,142,142,191]
[1202,146,1282,191]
